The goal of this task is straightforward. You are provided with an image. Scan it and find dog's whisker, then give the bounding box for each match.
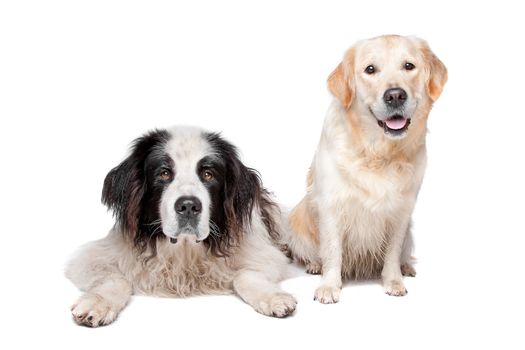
[145,220,162,226]
[208,220,222,237]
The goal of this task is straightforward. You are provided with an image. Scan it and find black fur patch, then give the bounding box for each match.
[203,132,279,256]
[101,128,278,259]
[101,129,171,256]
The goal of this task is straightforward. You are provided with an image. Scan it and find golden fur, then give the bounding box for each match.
[284,35,447,303]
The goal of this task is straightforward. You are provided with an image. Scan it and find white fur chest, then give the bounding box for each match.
[339,153,419,214]
[126,239,235,297]
[317,101,426,215]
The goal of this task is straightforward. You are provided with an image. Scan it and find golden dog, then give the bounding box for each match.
[284,35,447,303]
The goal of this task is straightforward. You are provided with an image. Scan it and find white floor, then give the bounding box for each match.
[12,241,519,350]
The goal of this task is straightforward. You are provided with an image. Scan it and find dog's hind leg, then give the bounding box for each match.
[280,201,321,274]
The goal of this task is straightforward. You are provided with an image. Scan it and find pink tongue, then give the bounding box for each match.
[385,117,407,130]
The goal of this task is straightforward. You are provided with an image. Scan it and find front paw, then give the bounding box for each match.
[384,280,408,297]
[71,293,119,327]
[314,284,341,304]
[254,292,297,318]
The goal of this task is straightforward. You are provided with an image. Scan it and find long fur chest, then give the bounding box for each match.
[123,240,236,297]
[330,152,422,279]
[339,153,416,213]
[336,198,392,278]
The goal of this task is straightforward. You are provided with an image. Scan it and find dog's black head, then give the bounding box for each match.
[101,127,277,258]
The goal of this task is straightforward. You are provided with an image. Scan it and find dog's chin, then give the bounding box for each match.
[164,226,208,244]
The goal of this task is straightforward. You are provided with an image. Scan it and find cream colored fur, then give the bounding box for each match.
[284,35,447,303]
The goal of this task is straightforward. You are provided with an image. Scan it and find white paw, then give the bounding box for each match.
[71,293,119,327]
[254,292,297,318]
[384,280,408,297]
[314,284,341,304]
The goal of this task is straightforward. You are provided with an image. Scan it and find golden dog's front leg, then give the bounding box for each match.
[314,215,343,304]
[381,217,412,296]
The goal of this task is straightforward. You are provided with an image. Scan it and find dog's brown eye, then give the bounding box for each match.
[405,62,415,71]
[159,170,172,181]
[202,170,213,182]
[365,65,376,74]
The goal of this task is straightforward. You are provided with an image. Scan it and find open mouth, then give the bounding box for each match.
[377,115,411,136]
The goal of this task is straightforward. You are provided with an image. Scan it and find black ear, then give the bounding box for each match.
[223,152,261,235]
[101,153,145,235]
[101,129,170,235]
[205,132,278,255]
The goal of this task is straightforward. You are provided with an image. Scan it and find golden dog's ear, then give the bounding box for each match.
[327,48,355,108]
[420,40,448,101]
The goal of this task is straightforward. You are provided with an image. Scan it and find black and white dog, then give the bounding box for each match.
[66,126,296,327]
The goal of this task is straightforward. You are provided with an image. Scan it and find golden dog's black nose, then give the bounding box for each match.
[383,88,407,108]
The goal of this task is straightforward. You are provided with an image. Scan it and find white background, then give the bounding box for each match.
[1,0,524,349]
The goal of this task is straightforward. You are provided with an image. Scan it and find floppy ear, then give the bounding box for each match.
[223,151,262,237]
[204,132,277,256]
[420,40,448,101]
[223,152,278,241]
[101,130,169,235]
[102,147,146,235]
[327,47,356,109]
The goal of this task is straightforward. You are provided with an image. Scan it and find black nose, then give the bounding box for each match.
[383,88,407,108]
[174,196,202,217]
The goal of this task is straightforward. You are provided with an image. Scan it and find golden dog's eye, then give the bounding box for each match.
[202,170,213,182]
[405,62,415,71]
[364,65,376,74]
[159,170,172,181]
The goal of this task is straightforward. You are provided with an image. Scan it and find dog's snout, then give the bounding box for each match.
[174,196,202,217]
[383,88,407,108]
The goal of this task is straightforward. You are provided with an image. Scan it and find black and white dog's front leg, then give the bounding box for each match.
[70,271,132,327]
[233,269,297,318]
